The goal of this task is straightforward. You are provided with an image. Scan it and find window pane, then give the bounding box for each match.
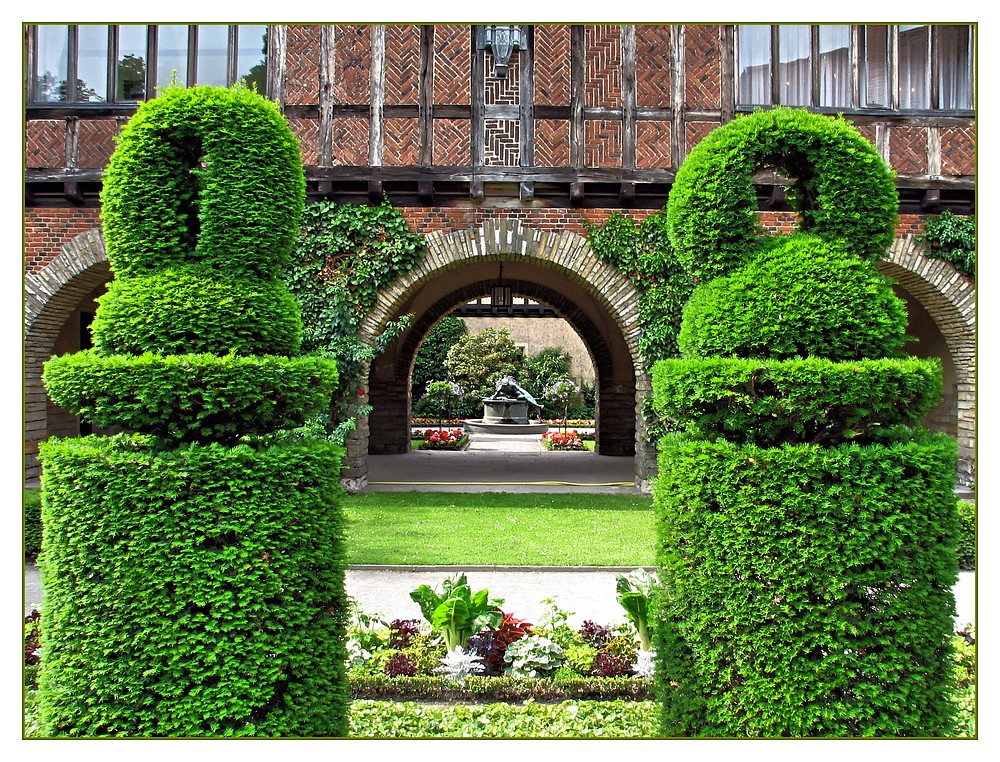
[156,25,189,89]
[238,25,268,92]
[778,25,811,106]
[819,25,850,107]
[862,25,889,107]
[738,25,771,105]
[939,25,972,109]
[77,25,109,102]
[35,25,69,102]
[117,25,147,100]
[899,25,930,109]
[196,25,228,86]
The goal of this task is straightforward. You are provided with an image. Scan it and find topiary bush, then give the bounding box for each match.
[38,84,348,737]
[678,234,908,361]
[666,107,898,281]
[652,108,962,737]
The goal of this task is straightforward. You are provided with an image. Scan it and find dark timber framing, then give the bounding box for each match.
[24,23,975,214]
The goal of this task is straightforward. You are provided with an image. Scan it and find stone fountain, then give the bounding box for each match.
[464,376,549,435]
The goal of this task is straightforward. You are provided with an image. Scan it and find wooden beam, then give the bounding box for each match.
[369,25,385,168]
[621,25,637,171]
[570,25,586,169]
[671,25,686,166]
[267,25,287,106]
[319,26,335,166]
[419,25,434,166]
[471,25,485,199]
[519,24,535,201]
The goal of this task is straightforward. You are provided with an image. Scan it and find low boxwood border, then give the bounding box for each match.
[350,674,653,702]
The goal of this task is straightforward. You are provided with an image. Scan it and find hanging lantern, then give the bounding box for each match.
[491,261,513,314]
[478,25,522,79]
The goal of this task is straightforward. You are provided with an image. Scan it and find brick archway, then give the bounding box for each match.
[348,219,653,491]
[24,229,111,481]
[878,235,976,484]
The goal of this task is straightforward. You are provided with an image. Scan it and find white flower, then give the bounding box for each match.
[434,646,486,684]
[632,649,656,678]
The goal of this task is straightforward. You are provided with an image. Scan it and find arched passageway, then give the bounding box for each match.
[349,220,654,491]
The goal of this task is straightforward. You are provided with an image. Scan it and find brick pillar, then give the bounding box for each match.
[594,383,636,456]
[368,377,411,454]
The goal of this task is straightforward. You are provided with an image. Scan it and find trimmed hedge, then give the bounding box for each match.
[651,356,942,447]
[37,435,349,737]
[957,500,976,571]
[23,488,43,559]
[91,266,303,357]
[43,351,338,444]
[666,108,898,280]
[350,674,654,702]
[654,432,960,737]
[678,235,908,361]
[100,85,305,280]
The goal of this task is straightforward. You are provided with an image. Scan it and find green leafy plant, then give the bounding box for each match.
[444,327,525,400]
[544,377,581,433]
[616,569,657,651]
[503,635,567,678]
[411,317,468,400]
[422,381,465,431]
[917,210,975,279]
[409,573,504,652]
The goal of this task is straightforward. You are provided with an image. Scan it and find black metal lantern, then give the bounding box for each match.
[491,261,513,314]
[478,25,523,79]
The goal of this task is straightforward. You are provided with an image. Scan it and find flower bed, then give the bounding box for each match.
[418,428,469,451]
[542,430,586,451]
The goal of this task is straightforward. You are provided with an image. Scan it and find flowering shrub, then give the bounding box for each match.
[420,428,469,451]
[542,430,585,451]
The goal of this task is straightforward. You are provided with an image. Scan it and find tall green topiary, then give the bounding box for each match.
[652,108,961,737]
[38,85,349,737]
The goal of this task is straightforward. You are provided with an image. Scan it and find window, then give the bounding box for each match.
[738,24,974,112]
[28,24,268,105]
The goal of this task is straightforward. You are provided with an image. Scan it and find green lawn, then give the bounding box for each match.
[342,492,655,567]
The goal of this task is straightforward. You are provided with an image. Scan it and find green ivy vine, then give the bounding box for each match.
[284,197,426,440]
[917,209,976,280]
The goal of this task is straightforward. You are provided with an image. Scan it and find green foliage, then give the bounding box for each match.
[444,327,525,398]
[43,350,338,444]
[523,346,573,412]
[666,107,898,281]
[917,210,976,279]
[90,266,302,357]
[349,699,659,739]
[616,569,657,651]
[679,234,908,361]
[409,573,504,652]
[956,500,976,571]
[654,432,960,737]
[504,635,568,678]
[284,198,425,433]
[100,84,305,281]
[652,356,942,447]
[36,435,349,737]
[410,316,468,399]
[586,210,694,363]
[421,381,465,428]
[23,488,43,559]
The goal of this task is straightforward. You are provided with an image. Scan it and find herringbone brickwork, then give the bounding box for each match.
[433,25,471,105]
[385,24,420,105]
[636,25,672,107]
[433,118,470,165]
[534,25,571,106]
[586,25,621,108]
[289,118,319,165]
[586,119,622,167]
[383,117,419,165]
[284,24,321,106]
[484,50,519,105]
[75,119,118,168]
[535,119,570,166]
[685,25,721,109]
[334,24,371,104]
[889,126,928,175]
[26,120,63,168]
[636,121,672,168]
[484,119,520,166]
[941,126,975,175]
[685,120,719,155]
[332,117,369,165]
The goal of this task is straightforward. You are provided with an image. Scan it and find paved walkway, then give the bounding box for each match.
[366,432,639,493]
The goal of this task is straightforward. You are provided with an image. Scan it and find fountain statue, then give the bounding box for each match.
[465,375,549,434]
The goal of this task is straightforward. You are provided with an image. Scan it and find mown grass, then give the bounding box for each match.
[342,492,655,567]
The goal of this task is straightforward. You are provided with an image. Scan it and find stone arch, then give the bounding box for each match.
[24,229,111,482]
[878,235,976,484]
[348,219,652,491]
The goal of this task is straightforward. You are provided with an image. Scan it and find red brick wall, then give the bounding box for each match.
[285,25,321,106]
[26,120,64,167]
[636,26,672,108]
[535,25,571,106]
[433,25,471,106]
[385,25,420,106]
[24,209,103,271]
[685,25,722,109]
